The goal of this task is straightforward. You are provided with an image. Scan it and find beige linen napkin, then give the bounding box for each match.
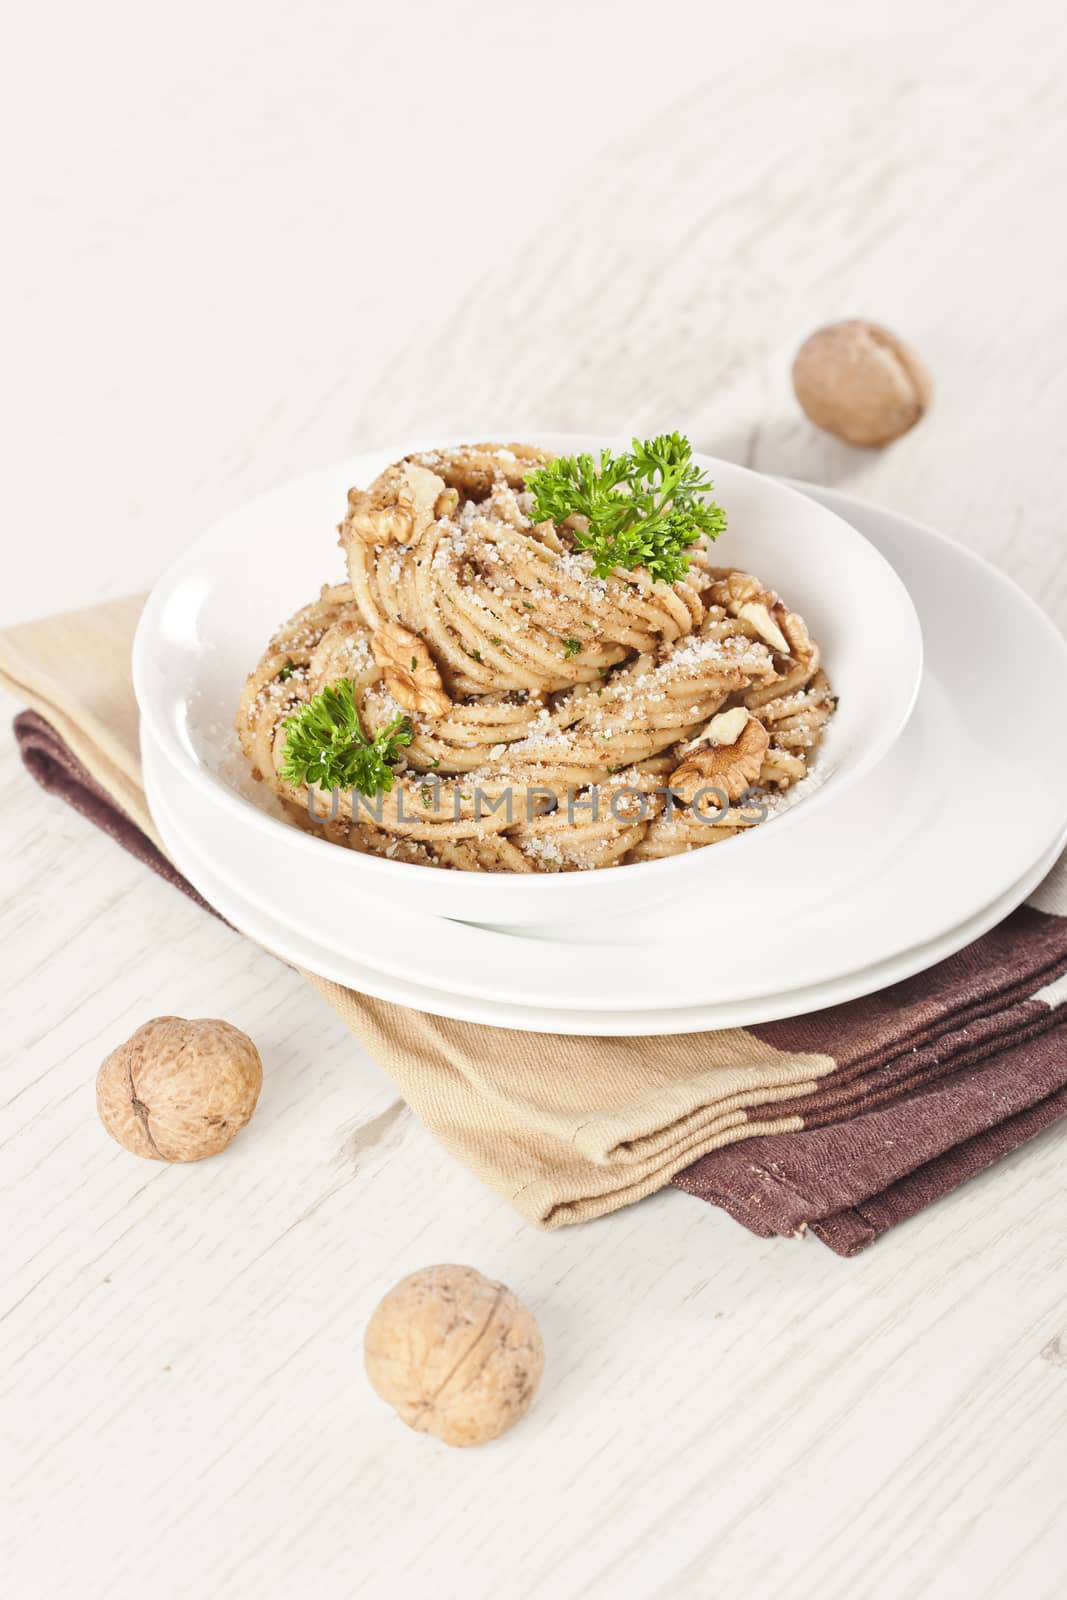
[0,596,847,1225]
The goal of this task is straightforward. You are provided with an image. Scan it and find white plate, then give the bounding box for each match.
[143,484,1067,1015]
[133,433,922,927]
[143,723,1063,1036]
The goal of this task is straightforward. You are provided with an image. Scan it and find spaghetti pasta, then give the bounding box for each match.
[236,444,836,871]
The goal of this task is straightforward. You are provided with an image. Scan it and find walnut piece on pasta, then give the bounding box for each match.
[708,570,794,656]
[372,621,451,717]
[344,461,455,548]
[407,442,551,499]
[669,707,770,808]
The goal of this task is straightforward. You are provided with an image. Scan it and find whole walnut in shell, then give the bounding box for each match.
[792,319,932,446]
[97,1017,262,1162]
[364,1264,545,1448]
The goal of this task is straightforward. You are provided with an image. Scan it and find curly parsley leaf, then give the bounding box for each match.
[280,679,412,796]
[526,432,726,584]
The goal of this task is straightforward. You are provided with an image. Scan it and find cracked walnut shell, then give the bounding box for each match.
[96,1017,263,1162]
[372,621,451,716]
[364,1264,545,1448]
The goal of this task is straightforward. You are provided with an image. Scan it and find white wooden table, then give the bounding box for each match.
[3,3,1067,1595]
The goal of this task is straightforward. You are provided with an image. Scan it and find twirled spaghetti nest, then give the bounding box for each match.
[237,443,836,872]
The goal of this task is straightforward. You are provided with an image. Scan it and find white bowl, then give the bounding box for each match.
[134,433,923,926]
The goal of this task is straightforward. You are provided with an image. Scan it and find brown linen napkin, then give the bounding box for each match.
[4,598,1067,1249]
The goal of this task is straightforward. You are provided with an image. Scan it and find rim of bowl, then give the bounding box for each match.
[134,435,924,900]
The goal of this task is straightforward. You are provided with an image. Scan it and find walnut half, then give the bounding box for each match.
[373,621,451,717]
[669,706,770,806]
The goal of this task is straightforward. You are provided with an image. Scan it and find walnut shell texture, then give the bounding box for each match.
[792,319,932,446]
[364,1264,545,1448]
[96,1016,263,1162]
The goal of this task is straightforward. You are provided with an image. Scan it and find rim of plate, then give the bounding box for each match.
[138,483,1067,1012]
[132,433,924,904]
[142,725,1065,1036]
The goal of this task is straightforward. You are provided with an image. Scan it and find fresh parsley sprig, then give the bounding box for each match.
[280,679,412,796]
[526,432,726,584]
